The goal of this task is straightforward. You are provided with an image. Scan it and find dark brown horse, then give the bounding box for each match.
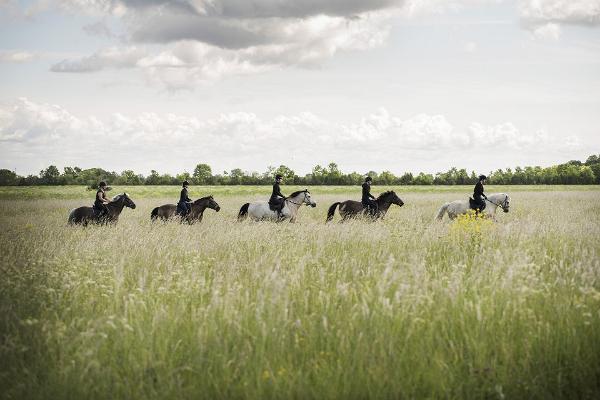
[150,196,221,224]
[326,191,404,222]
[68,193,136,226]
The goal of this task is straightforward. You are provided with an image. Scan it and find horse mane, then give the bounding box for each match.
[289,189,308,198]
[377,190,395,200]
[111,193,125,202]
[194,195,213,203]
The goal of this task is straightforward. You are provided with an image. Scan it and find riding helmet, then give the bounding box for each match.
[365,176,373,182]
[275,174,283,180]
[182,180,190,187]
[479,175,487,181]
[99,181,107,187]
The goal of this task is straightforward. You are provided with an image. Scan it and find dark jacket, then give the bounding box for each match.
[473,181,486,199]
[362,182,375,203]
[180,187,191,203]
[270,182,285,203]
[94,189,109,209]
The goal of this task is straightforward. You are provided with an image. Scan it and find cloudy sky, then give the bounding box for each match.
[1,0,599,176]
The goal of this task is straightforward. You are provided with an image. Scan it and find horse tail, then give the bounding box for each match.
[435,203,450,221]
[326,202,341,223]
[150,207,159,221]
[238,203,250,221]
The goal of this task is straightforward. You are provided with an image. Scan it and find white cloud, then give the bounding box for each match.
[39,1,398,88]
[531,22,562,39]
[519,0,600,36]
[0,50,37,63]
[50,11,392,88]
[519,0,600,26]
[0,98,572,174]
[50,47,145,72]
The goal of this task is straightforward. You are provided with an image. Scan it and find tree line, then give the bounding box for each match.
[1,154,599,186]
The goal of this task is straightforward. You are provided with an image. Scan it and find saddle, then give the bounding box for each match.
[469,197,486,211]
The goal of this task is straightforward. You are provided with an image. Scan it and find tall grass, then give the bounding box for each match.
[1,188,599,399]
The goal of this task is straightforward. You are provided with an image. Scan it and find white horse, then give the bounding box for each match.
[435,193,510,221]
[238,189,317,222]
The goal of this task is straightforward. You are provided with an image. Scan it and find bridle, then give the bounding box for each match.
[485,195,509,211]
[285,191,310,206]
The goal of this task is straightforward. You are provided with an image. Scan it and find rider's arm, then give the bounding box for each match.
[369,193,376,199]
[98,192,109,204]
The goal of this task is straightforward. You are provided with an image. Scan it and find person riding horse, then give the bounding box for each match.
[178,180,193,216]
[472,175,488,212]
[93,181,110,218]
[269,174,287,218]
[362,176,378,216]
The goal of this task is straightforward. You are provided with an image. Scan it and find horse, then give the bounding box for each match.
[150,196,221,224]
[238,190,316,222]
[435,193,510,221]
[68,193,136,226]
[326,191,404,222]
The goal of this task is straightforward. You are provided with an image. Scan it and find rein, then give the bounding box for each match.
[485,196,508,211]
[285,192,308,206]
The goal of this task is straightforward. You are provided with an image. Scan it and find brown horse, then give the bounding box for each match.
[68,193,136,226]
[326,191,404,222]
[151,196,221,224]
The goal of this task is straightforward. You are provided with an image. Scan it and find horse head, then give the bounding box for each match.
[194,195,221,212]
[378,191,404,207]
[289,190,316,208]
[114,193,136,209]
[207,195,221,212]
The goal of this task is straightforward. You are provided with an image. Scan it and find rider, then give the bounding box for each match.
[178,180,192,216]
[93,181,110,218]
[473,174,488,212]
[269,174,287,218]
[362,176,378,217]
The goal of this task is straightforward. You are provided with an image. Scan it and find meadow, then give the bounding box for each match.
[1,185,599,399]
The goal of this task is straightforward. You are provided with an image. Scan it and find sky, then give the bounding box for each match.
[0,0,599,176]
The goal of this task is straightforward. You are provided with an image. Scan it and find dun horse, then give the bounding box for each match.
[68,193,136,226]
[151,196,221,224]
[326,191,404,222]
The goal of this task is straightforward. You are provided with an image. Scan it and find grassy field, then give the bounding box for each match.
[1,185,599,399]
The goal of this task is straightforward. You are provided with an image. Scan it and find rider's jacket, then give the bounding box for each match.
[94,189,108,209]
[473,181,485,199]
[270,182,285,203]
[180,187,191,203]
[362,182,375,203]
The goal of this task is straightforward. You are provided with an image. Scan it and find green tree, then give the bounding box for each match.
[274,165,296,182]
[40,165,60,184]
[193,164,213,184]
[0,169,18,185]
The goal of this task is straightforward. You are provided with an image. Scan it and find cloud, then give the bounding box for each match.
[0,98,572,173]
[50,47,145,72]
[531,22,562,39]
[83,20,114,37]
[50,9,392,88]
[519,0,600,26]
[519,0,600,37]
[0,50,37,63]
[41,1,398,88]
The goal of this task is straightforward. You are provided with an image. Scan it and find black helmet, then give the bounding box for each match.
[365,176,372,182]
[479,175,487,181]
[99,181,107,187]
[275,174,283,180]
[182,180,189,187]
